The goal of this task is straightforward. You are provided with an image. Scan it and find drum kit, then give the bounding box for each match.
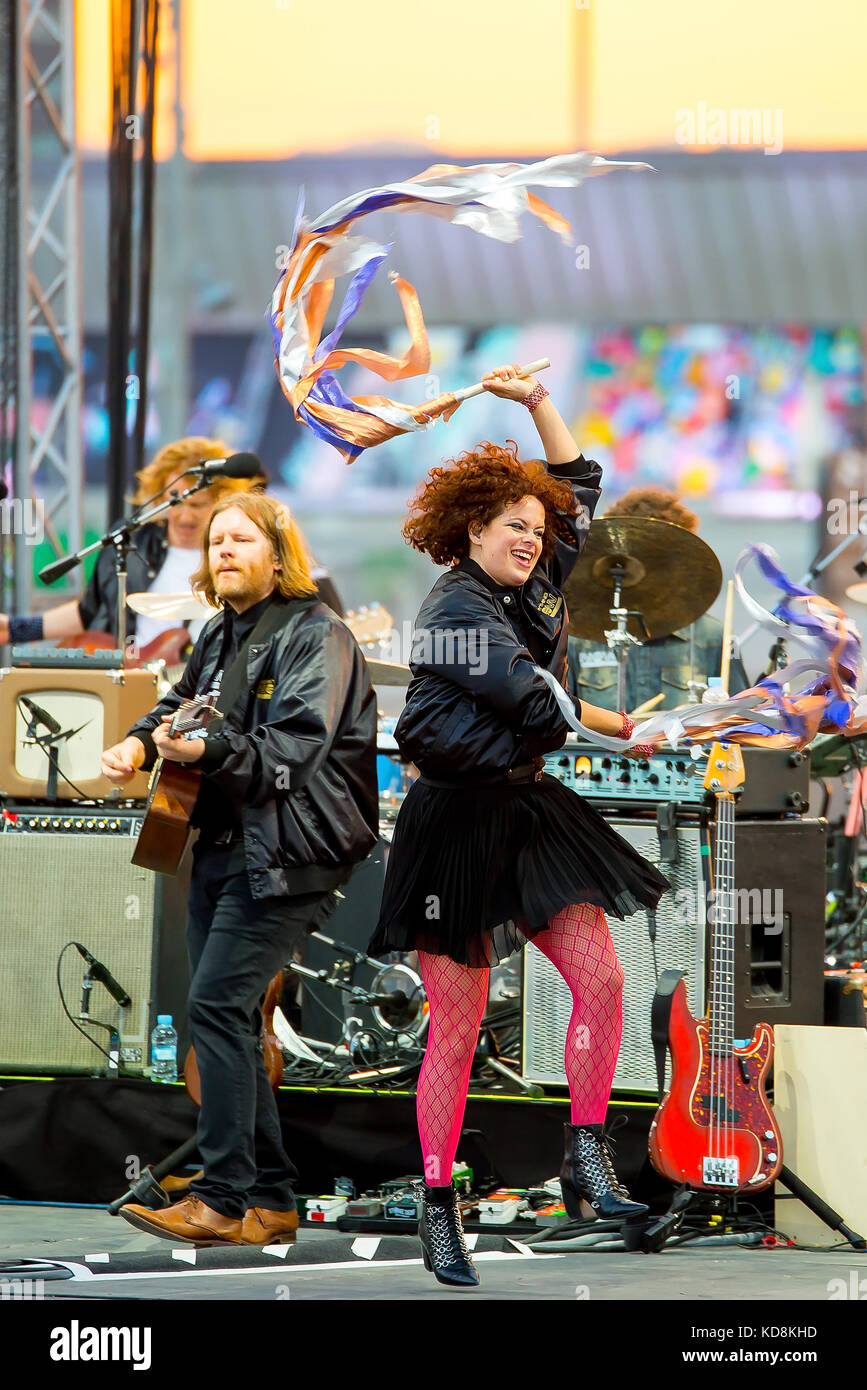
[562,516,724,709]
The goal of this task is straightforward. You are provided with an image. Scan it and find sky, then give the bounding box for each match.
[75,0,867,160]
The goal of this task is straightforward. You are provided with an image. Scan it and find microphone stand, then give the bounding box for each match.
[37,475,220,647]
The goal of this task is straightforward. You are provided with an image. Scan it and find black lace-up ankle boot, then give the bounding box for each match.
[416,1182,479,1287]
[560,1122,649,1220]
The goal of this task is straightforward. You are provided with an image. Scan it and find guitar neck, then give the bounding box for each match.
[708,792,736,1057]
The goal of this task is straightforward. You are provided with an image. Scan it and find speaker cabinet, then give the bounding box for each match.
[523,817,711,1093]
[730,819,826,1035]
[521,814,827,1093]
[0,813,189,1074]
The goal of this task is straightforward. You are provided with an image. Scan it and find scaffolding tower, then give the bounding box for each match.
[11,0,83,612]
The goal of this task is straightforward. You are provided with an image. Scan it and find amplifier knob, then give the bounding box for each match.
[601,757,612,770]
[109,820,121,831]
[619,772,631,784]
[39,818,50,828]
[62,819,72,830]
[647,773,659,785]
[97,820,107,830]
[51,818,61,829]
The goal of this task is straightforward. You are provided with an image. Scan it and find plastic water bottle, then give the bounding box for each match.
[151,1015,178,1083]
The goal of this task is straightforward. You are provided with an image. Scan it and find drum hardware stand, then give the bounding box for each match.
[603,565,646,710]
[286,932,428,1072]
[475,1021,544,1098]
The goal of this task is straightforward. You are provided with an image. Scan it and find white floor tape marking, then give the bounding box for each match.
[51,1249,545,1283]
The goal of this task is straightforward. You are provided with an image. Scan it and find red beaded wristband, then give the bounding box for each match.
[523,382,549,413]
[617,711,635,740]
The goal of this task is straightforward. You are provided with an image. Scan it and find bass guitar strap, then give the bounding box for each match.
[651,968,687,1104]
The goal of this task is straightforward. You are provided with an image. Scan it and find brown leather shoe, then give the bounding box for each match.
[119,1196,242,1246]
[241,1206,299,1245]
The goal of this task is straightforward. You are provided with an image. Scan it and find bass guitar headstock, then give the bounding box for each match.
[703,740,745,799]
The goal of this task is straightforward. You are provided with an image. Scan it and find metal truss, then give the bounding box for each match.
[14,0,83,609]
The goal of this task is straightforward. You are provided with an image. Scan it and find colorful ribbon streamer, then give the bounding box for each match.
[269,153,652,462]
[543,544,864,753]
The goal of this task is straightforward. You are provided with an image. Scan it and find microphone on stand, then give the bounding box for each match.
[79,970,94,1020]
[73,943,131,1008]
[190,452,263,480]
[20,696,61,737]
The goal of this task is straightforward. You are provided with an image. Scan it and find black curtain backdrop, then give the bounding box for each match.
[0,1077,678,1212]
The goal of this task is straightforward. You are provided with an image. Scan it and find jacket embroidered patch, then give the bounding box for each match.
[535,591,562,618]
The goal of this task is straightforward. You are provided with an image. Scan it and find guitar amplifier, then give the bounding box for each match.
[0,667,157,800]
[521,815,827,1094]
[523,817,711,1093]
[0,810,189,1073]
[544,741,811,816]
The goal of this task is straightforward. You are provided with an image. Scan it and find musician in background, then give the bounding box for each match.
[0,436,344,652]
[100,493,379,1247]
[567,487,748,711]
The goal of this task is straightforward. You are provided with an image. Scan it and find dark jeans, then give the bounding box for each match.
[186,840,336,1220]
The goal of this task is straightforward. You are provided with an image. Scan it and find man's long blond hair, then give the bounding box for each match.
[191,492,317,608]
[132,437,268,510]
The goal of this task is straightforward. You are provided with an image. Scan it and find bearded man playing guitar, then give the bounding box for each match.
[101,493,379,1246]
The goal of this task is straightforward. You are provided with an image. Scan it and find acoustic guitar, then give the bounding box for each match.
[648,741,783,1194]
[130,604,395,876]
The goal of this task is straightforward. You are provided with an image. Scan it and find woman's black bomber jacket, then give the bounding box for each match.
[395,455,603,779]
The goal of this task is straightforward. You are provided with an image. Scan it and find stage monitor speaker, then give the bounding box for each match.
[522,816,827,1094]
[0,811,189,1074]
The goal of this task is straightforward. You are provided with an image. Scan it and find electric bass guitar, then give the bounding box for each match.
[648,741,783,1193]
[130,604,395,876]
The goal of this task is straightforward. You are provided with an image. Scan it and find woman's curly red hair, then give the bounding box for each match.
[403,439,577,567]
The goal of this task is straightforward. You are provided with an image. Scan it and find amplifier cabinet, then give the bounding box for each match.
[0,667,157,800]
[0,812,189,1073]
[523,817,711,1093]
[521,815,827,1093]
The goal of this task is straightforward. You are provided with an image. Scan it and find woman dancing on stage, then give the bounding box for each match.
[368,364,669,1287]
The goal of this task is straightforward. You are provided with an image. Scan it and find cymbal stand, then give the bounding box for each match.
[603,565,642,710]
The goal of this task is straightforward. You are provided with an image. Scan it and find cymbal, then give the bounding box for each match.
[127,591,219,621]
[365,657,411,686]
[562,517,722,642]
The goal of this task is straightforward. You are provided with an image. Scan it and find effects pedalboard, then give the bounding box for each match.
[543,739,811,816]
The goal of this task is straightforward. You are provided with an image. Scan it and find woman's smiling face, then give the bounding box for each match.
[467,495,546,587]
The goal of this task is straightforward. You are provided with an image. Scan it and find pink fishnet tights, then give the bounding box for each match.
[416,904,624,1184]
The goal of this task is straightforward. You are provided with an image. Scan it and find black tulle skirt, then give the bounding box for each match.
[368,772,671,968]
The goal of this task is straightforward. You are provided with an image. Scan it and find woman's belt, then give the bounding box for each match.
[419,757,546,790]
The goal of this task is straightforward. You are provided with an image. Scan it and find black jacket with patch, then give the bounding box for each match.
[394,455,603,779]
[127,593,379,896]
